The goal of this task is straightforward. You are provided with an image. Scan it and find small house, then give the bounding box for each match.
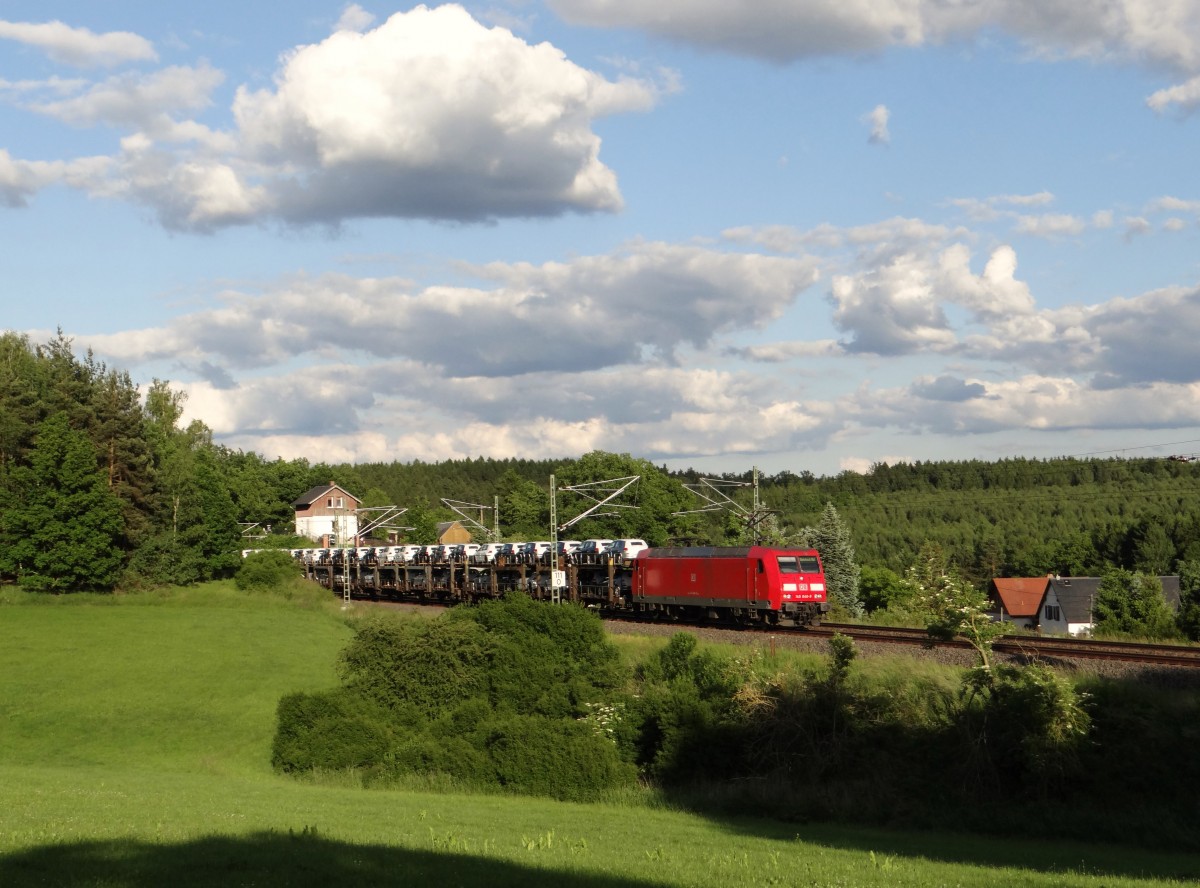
[991,574,1180,637]
[435,520,472,545]
[990,577,1050,631]
[1041,576,1103,636]
[294,482,361,544]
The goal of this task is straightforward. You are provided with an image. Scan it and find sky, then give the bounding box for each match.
[3,1,1200,478]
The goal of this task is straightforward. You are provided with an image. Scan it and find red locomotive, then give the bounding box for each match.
[631,546,827,626]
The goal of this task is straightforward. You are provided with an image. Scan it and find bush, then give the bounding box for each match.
[272,690,395,775]
[339,615,491,716]
[980,663,1091,787]
[452,593,627,716]
[484,715,636,801]
[235,550,301,592]
[628,633,746,782]
[273,596,636,801]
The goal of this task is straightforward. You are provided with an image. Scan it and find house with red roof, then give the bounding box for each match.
[991,574,1181,636]
[990,577,1050,631]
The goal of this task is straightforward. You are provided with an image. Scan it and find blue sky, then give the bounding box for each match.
[3,1,1200,476]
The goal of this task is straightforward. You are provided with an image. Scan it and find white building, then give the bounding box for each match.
[293,482,360,544]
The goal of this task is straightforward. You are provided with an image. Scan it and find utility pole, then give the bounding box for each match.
[341,507,350,607]
[549,474,563,603]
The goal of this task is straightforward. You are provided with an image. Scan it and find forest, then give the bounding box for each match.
[4,329,1200,607]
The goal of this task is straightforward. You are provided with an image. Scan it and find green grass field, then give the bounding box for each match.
[2,585,1197,887]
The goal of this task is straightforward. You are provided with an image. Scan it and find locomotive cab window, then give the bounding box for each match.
[778,556,820,574]
[757,559,764,574]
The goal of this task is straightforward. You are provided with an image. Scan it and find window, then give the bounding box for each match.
[1044,605,1061,621]
[336,497,345,509]
[778,555,821,574]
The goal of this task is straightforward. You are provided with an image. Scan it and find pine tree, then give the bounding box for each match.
[5,412,124,592]
[800,502,863,616]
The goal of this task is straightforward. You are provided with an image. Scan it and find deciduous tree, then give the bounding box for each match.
[1093,568,1177,640]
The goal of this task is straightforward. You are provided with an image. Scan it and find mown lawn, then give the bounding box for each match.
[1,586,1197,887]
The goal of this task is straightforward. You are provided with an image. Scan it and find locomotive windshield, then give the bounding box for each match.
[777,555,820,574]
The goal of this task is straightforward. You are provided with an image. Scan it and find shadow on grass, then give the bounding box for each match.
[657,788,1200,884]
[0,831,659,888]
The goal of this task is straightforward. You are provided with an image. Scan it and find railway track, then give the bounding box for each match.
[360,597,1200,669]
[816,622,1200,668]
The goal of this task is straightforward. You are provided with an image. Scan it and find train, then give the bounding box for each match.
[278,542,829,626]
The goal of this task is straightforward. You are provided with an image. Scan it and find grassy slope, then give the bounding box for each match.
[1,587,1197,887]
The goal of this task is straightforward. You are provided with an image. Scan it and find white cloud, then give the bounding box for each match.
[829,243,1039,356]
[0,75,87,97]
[949,191,1056,223]
[724,340,843,363]
[1013,212,1087,238]
[0,19,156,68]
[859,374,1200,438]
[5,5,667,230]
[724,216,962,254]
[0,149,109,206]
[171,352,846,464]
[1146,195,1200,214]
[335,4,376,33]
[830,253,957,355]
[0,149,56,206]
[1147,73,1200,112]
[1081,284,1200,387]
[1124,216,1152,239]
[84,242,821,376]
[864,103,890,145]
[547,1,1200,73]
[27,64,224,132]
[219,4,661,227]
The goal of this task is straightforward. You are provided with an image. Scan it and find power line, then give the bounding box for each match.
[1071,437,1200,458]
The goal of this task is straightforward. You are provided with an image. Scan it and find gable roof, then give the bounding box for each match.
[1048,575,1182,623]
[293,482,358,508]
[1047,577,1103,625]
[991,577,1049,617]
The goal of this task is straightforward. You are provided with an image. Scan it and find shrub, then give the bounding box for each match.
[629,633,746,782]
[234,550,301,592]
[339,615,491,716]
[274,596,636,801]
[272,690,395,775]
[451,593,627,716]
[484,715,636,801]
[976,663,1091,788]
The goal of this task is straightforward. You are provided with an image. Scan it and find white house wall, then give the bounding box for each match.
[296,515,359,543]
[1038,587,1070,635]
